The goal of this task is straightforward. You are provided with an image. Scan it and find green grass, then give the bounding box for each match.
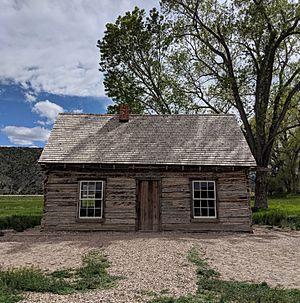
[149,248,300,303]
[266,195,300,215]
[0,250,119,303]
[251,195,300,230]
[0,196,43,217]
[0,196,43,231]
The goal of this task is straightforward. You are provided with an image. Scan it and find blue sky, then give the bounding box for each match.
[0,0,158,147]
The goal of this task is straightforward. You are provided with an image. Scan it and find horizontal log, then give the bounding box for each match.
[44,224,136,231]
[162,223,252,232]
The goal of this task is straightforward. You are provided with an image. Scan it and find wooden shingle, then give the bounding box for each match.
[39,114,256,167]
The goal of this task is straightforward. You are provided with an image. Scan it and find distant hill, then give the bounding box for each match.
[0,147,44,195]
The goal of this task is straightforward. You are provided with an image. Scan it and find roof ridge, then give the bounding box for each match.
[59,113,235,117]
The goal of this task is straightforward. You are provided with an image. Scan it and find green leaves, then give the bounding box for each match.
[98,7,196,114]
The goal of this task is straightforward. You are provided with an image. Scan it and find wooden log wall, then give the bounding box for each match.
[43,170,136,231]
[161,171,251,232]
[42,166,251,232]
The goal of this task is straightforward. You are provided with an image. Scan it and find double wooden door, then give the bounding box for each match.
[137,180,160,231]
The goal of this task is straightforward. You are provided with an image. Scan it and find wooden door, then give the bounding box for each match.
[137,180,160,231]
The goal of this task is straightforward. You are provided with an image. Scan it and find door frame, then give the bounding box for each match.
[135,177,161,231]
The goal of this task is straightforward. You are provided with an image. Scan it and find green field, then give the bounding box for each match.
[0,196,43,231]
[265,195,300,215]
[0,195,43,217]
[251,195,300,229]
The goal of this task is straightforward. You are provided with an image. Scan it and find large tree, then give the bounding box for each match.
[98,7,196,114]
[268,103,300,195]
[98,0,300,209]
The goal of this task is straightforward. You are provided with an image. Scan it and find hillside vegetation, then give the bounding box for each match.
[0,147,44,195]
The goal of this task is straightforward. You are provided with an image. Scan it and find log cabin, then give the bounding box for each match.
[39,107,256,232]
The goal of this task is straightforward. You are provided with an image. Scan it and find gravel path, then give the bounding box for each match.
[0,227,299,302]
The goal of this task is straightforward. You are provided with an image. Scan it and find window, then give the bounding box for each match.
[79,181,103,218]
[192,180,216,218]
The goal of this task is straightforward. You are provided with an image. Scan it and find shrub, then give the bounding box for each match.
[252,209,288,226]
[252,209,300,230]
[0,215,41,232]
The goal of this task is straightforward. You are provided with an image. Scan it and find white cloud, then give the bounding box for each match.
[24,92,37,103]
[72,109,83,114]
[36,120,46,126]
[2,126,50,146]
[32,100,64,124]
[0,0,159,97]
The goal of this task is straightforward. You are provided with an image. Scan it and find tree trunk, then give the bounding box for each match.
[254,169,268,209]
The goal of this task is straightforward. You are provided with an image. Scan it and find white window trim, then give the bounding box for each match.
[192,180,217,219]
[79,180,104,219]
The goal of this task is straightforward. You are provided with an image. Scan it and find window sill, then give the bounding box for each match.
[191,218,219,223]
[76,218,105,223]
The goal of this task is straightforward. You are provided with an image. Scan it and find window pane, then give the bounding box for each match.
[81,191,88,199]
[194,182,200,190]
[88,182,96,191]
[87,193,95,199]
[208,191,215,199]
[95,208,101,217]
[209,208,215,217]
[95,199,102,208]
[202,208,208,216]
[194,208,200,217]
[208,200,215,208]
[194,200,200,208]
[201,182,208,190]
[96,182,102,191]
[80,208,86,217]
[87,208,94,217]
[208,182,214,190]
[81,182,88,191]
[95,191,102,199]
[201,191,207,198]
[82,199,95,207]
[201,200,208,207]
[194,191,200,199]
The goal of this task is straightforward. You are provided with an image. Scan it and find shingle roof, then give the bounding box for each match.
[39,114,256,166]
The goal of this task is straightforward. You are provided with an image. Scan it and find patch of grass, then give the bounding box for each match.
[268,195,300,215]
[0,267,73,294]
[251,195,300,230]
[0,250,119,303]
[0,195,43,232]
[149,248,300,303]
[0,196,43,217]
[74,250,118,290]
[0,285,21,303]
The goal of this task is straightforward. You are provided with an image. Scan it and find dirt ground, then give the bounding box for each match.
[0,227,299,303]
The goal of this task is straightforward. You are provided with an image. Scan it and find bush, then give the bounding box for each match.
[252,209,288,226]
[0,215,41,232]
[287,216,300,230]
[252,209,300,230]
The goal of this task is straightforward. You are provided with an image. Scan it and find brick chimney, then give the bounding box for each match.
[119,104,129,122]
